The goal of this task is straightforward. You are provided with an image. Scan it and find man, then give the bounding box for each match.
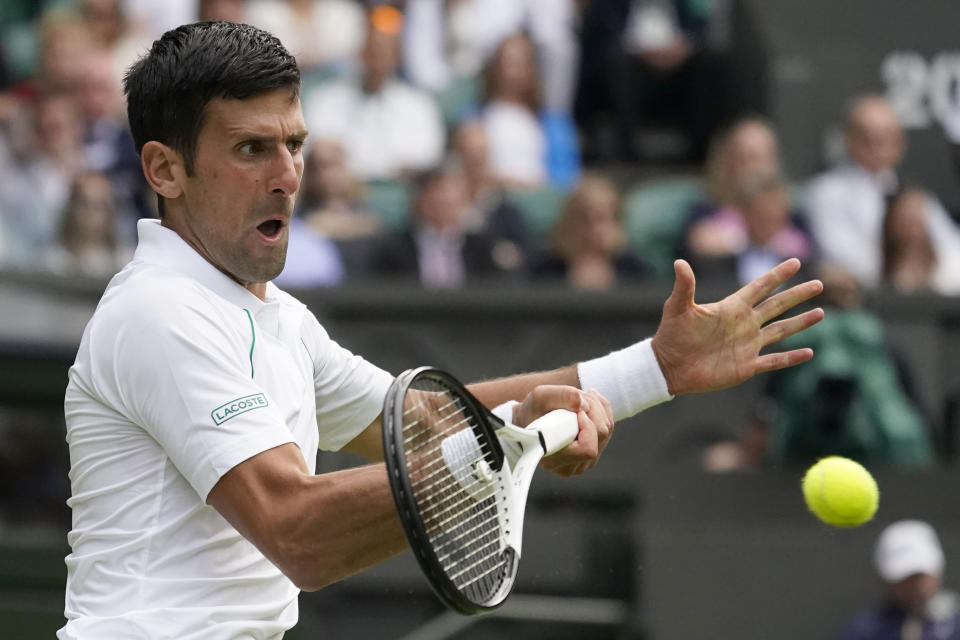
[806,94,960,288]
[370,166,515,287]
[60,21,823,638]
[302,5,445,181]
[839,520,960,639]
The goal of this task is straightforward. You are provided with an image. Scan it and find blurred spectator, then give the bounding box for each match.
[78,0,152,85]
[881,186,960,296]
[735,172,812,284]
[574,0,736,163]
[528,173,649,290]
[45,171,132,277]
[273,216,346,289]
[0,91,86,268]
[764,265,934,469]
[302,5,445,180]
[806,94,960,289]
[479,32,580,189]
[402,0,579,114]
[27,9,96,95]
[450,118,528,263]
[74,51,149,238]
[690,171,813,286]
[246,0,366,73]
[838,520,960,640]
[682,116,783,260]
[370,167,514,288]
[297,139,383,240]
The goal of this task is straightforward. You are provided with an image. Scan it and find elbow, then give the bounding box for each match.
[268,521,349,592]
[276,553,347,592]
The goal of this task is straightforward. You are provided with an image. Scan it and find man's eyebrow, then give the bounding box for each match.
[227,129,310,142]
[288,130,309,142]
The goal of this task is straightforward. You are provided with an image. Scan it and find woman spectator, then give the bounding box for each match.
[529,173,649,290]
[479,33,579,190]
[881,186,960,296]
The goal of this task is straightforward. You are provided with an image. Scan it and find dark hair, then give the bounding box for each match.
[124,21,300,177]
[881,185,935,284]
[481,32,540,113]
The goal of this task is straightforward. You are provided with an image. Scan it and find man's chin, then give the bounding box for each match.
[235,247,288,285]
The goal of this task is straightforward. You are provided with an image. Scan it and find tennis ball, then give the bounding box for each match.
[802,456,879,527]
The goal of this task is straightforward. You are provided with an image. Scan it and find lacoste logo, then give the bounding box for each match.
[211,393,269,425]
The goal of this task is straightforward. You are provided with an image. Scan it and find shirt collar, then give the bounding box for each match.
[133,218,278,311]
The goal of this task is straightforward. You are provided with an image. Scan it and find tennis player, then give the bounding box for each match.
[58,21,823,639]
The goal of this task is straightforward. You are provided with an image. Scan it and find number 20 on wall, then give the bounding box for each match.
[882,51,960,129]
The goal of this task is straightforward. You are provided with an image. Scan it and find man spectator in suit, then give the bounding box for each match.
[370,167,516,288]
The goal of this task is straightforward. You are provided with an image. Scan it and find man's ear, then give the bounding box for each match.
[140,141,185,199]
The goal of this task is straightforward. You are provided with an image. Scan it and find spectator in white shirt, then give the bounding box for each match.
[303,6,445,181]
[480,32,583,189]
[806,94,960,288]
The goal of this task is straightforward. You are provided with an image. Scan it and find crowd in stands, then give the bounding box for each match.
[2,0,959,296]
[2,0,960,473]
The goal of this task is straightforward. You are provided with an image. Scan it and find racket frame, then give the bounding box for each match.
[382,367,579,615]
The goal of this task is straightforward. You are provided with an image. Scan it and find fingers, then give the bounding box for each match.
[735,258,802,306]
[754,347,815,374]
[754,279,824,325]
[583,389,614,454]
[532,387,614,478]
[515,384,585,427]
[760,307,824,347]
[664,259,696,315]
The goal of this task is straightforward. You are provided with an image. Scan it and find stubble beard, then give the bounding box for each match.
[217,232,289,286]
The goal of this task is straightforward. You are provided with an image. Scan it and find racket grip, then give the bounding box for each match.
[531,409,579,456]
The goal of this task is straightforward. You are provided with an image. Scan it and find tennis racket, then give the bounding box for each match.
[382,366,579,615]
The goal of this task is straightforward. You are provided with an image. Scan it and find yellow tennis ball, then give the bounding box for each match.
[802,456,879,527]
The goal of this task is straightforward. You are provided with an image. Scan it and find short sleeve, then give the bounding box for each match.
[93,284,296,501]
[301,313,394,451]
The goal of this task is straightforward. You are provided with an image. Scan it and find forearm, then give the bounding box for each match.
[467,364,580,409]
[208,445,407,592]
[277,463,407,591]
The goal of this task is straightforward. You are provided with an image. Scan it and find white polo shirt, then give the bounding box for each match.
[59,219,394,639]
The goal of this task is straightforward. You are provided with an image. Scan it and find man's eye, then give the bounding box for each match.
[239,142,262,154]
[287,140,304,153]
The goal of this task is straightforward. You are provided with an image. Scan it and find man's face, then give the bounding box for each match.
[847,99,904,173]
[889,572,940,616]
[171,89,307,286]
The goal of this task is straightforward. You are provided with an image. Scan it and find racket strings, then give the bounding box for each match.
[401,385,509,603]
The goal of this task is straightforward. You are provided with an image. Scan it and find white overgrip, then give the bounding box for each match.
[529,409,579,456]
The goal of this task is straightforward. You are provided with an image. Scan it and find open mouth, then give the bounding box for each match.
[256,218,285,240]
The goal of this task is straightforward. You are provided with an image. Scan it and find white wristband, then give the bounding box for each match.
[576,338,673,421]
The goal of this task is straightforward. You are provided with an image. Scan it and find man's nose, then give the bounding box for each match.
[270,148,301,197]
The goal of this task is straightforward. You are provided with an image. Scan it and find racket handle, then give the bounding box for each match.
[530,409,579,456]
